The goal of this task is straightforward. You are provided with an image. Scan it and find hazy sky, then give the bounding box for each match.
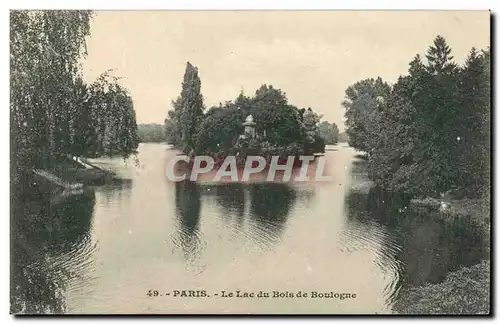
[81,11,490,131]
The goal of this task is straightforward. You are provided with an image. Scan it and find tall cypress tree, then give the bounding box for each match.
[178,62,204,153]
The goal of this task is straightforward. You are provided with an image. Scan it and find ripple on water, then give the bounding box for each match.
[170,218,208,274]
[247,218,285,251]
[46,233,98,293]
[338,219,403,306]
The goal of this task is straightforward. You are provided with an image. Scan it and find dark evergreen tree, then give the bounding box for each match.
[343,35,490,198]
[177,62,204,153]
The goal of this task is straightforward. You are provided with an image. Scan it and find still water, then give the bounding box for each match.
[11,143,487,314]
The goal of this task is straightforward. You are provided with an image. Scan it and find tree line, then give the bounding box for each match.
[164,62,340,158]
[11,11,139,175]
[318,121,340,145]
[137,123,167,142]
[343,35,490,199]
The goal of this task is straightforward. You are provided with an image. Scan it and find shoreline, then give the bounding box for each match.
[395,195,490,314]
[16,156,119,203]
[393,260,490,314]
[347,158,490,315]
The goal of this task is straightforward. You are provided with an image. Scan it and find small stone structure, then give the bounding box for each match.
[242,114,256,139]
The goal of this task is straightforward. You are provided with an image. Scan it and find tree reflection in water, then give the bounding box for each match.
[210,183,245,226]
[10,190,96,314]
[344,171,487,307]
[99,179,133,207]
[173,180,204,264]
[173,181,305,260]
[247,183,297,245]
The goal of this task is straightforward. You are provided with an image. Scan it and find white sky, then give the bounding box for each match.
[81,11,490,131]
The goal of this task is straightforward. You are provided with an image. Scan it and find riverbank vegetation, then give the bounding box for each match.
[393,260,490,314]
[164,62,339,159]
[343,35,490,200]
[348,156,490,315]
[342,35,490,315]
[11,11,140,193]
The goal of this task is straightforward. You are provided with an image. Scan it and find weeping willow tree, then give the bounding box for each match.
[85,71,140,159]
[11,10,93,169]
[10,10,139,174]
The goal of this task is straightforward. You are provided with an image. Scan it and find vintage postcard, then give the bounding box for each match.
[10,10,491,315]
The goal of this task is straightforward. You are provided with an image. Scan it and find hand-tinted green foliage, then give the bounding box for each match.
[137,123,167,143]
[343,35,490,199]
[10,10,140,171]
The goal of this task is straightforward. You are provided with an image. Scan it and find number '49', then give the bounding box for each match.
[147,290,159,297]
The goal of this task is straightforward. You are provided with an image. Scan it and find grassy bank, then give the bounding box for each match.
[410,196,490,251]
[395,197,491,315]
[15,156,118,202]
[50,159,116,186]
[349,152,490,315]
[393,260,490,315]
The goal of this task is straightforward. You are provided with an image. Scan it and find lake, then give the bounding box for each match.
[10,143,487,314]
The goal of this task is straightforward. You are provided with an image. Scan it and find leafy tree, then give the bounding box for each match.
[86,71,139,159]
[343,35,490,199]
[10,10,140,173]
[455,47,491,196]
[249,85,306,148]
[10,10,93,169]
[164,108,182,146]
[302,108,326,153]
[194,103,245,155]
[318,121,340,145]
[342,77,391,154]
[411,36,460,196]
[184,82,325,157]
[71,76,97,157]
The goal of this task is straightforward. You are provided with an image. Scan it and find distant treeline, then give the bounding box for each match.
[137,124,166,142]
[338,132,348,143]
[164,62,340,157]
[343,35,490,199]
[11,11,139,173]
[318,121,339,145]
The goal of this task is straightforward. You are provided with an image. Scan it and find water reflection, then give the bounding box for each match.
[173,180,204,264]
[248,183,297,244]
[342,188,404,304]
[207,183,245,222]
[343,157,487,308]
[98,179,133,207]
[11,190,96,314]
[173,181,304,262]
[12,144,487,314]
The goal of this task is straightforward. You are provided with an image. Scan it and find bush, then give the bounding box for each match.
[393,260,490,315]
